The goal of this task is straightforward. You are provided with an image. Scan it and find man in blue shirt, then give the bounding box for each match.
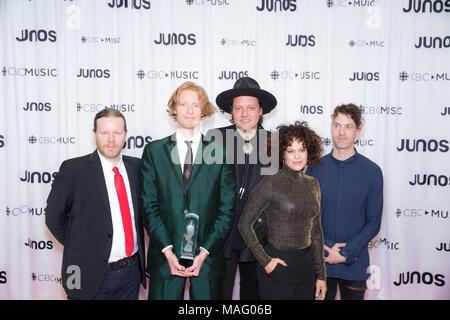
[307,104,383,300]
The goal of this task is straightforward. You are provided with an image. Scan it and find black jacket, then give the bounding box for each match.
[208,124,269,262]
[45,150,146,299]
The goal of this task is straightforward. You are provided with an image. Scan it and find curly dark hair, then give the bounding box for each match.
[276,121,323,167]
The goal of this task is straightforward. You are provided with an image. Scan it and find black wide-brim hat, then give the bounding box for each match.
[215,77,277,114]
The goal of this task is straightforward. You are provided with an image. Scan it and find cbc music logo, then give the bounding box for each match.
[220,38,256,47]
[16,29,56,42]
[2,66,57,77]
[77,68,111,79]
[20,170,58,184]
[441,106,450,116]
[186,0,231,6]
[354,138,374,148]
[327,0,376,8]
[403,0,450,13]
[80,35,120,44]
[395,208,449,219]
[136,69,200,80]
[409,173,450,187]
[397,139,449,153]
[24,238,53,250]
[107,0,151,10]
[256,0,297,12]
[6,205,45,218]
[415,36,450,49]
[76,102,136,113]
[349,71,379,81]
[369,237,400,251]
[348,39,385,47]
[358,104,403,116]
[285,34,316,47]
[399,71,450,82]
[269,70,320,81]
[154,33,196,46]
[32,273,61,284]
[27,135,76,145]
[218,70,248,80]
[323,137,332,147]
[393,271,445,287]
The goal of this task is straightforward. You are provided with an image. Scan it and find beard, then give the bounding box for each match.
[97,144,123,160]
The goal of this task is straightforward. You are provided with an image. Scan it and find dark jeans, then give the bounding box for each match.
[325,277,367,300]
[223,249,260,300]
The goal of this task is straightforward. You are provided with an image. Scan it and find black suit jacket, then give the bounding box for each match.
[45,150,146,299]
[208,125,269,262]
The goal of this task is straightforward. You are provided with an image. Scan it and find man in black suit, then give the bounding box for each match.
[45,108,146,300]
[210,77,278,299]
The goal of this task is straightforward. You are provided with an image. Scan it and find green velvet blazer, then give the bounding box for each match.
[141,133,236,281]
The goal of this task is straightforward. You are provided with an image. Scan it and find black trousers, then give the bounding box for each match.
[256,243,315,300]
[223,249,260,300]
[325,277,367,300]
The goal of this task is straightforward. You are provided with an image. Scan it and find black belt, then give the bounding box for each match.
[107,253,137,271]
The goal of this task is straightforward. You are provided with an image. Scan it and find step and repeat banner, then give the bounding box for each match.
[0,0,449,300]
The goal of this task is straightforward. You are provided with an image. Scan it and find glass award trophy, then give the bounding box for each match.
[180,212,199,268]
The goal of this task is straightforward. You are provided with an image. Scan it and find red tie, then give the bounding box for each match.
[112,166,134,257]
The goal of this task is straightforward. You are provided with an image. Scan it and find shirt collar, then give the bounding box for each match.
[97,149,124,173]
[330,148,359,166]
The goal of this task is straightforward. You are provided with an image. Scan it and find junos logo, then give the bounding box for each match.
[397,139,449,152]
[403,0,450,13]
[154,33,196,46]
[409,174,450,186]
[218,70,248,80]
[257,0,297,11]
[107,0,151,9]
[436,242,450,252]
[16,29,56,42]
[415,36,450,48]
[23,102,52,112]
[349,72,379,81]
[77,68,111,79]
[393,271,445,287]
[441,106,450,116]
[0,271,6,284]
[25,238,54,250]
[20,170,58,184]
[285,34,316,47]
[0,135,4,148]
[123,135,152,149]
[299,105,323,115]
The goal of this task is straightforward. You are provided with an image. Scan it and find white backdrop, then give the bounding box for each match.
[0,0,449,300]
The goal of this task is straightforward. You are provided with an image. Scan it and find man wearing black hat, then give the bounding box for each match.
[209,77,277,300]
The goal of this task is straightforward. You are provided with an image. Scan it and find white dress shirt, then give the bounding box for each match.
[98,150,138,263]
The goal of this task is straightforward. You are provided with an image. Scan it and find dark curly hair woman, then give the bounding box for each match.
[238,121,326,300]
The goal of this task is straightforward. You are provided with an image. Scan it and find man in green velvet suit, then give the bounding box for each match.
[141,81,236,300]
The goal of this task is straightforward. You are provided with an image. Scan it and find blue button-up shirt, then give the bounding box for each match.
[306,150,383,281]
